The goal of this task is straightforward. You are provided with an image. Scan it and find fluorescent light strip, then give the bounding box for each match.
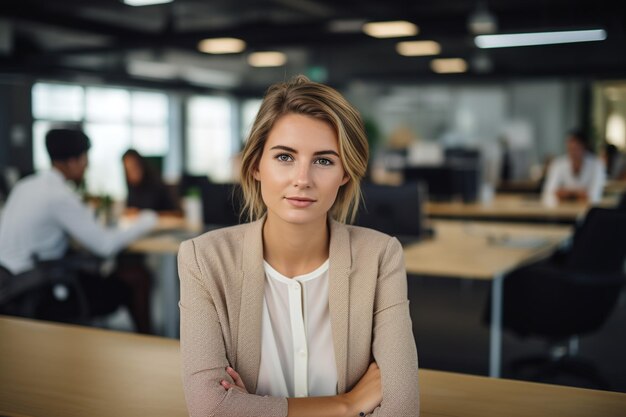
[475,29,606,48]
[363,20,418,38]
[123,0,173,6]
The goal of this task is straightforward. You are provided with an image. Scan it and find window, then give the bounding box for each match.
[186,96,235,182]
[32,83,169,199]
[241,98,263,142]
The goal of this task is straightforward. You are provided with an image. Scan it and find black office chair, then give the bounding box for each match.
[617,191,626,211]
[0,255,100,323]
[491,207,626,389]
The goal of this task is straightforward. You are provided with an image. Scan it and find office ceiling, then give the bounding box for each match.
[0,0,625,94]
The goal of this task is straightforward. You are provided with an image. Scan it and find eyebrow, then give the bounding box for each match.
[269,145,340,158]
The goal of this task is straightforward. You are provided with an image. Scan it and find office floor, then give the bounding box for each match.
[408,276,626,393]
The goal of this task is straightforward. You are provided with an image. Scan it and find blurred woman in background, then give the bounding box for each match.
[122,149,181,216]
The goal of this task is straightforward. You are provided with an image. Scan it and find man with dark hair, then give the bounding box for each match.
[541,129,606,205]
[0,128,157,333]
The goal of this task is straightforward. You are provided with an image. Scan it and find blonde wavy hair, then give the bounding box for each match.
[239,75,369,224]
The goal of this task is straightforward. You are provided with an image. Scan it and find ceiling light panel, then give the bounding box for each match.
[397,40,441,56]
[198,38,246,54]
[431,58,468,73]
[363,20,418,38]
[248,51,287,67]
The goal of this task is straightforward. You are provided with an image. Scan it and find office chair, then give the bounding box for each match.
[491,207,626,389]
[617,191,626,211]
[0,255,100,323]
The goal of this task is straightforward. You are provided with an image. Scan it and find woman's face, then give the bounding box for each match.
[123,155,143,186]
[254,113,348,227]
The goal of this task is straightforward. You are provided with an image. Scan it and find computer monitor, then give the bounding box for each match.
[403,166,456,202]
[403,164,480,203]
[355,182,425,244]
[199,182,243,227]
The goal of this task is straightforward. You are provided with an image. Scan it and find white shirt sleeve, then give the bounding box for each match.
[52,193,157,258]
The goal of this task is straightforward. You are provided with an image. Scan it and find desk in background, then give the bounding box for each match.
[425,193,615,224]
[403,220,572,378]
[1,316,625,417]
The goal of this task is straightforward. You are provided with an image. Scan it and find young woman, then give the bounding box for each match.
[178,76,419,417]
[122,149,181,216]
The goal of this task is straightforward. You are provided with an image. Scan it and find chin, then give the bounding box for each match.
[272,209,327,226]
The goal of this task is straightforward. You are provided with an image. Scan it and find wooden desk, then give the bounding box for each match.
[425,194,612,224]
[2,316,625,417]
[605,179,626,196]
[404,220,572,377]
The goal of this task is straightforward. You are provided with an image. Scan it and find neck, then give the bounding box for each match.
[262,214,330,278]
[52,163,71,181]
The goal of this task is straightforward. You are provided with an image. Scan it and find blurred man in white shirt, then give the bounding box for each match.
[0,128,157,332]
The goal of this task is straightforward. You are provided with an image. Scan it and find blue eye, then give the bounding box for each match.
[276,154,293,162]
[315,158,333,166]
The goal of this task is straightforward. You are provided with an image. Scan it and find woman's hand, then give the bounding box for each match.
[220,366,249,393]
[343,362,382,416]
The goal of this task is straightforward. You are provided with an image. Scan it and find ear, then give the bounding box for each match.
[253,166,261,181]
[340,174,349,186]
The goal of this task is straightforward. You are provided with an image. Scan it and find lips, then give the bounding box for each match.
[285,196,317,208]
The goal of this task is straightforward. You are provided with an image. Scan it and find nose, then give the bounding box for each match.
[293,162,312,188]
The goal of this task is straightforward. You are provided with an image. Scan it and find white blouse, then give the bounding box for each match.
[256,259,338,399]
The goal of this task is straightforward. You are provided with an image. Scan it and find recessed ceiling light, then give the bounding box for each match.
[123,0,173,6]
[248,51,287,67]
[396,40,441,56]
[467,3,498,35]
[362,20,418,38]
[475,29,607,48]
[198,38,246,54]
[431,58,468,74]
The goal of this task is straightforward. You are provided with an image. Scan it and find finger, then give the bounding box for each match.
[220,380,231,390]
[226,366,247,390]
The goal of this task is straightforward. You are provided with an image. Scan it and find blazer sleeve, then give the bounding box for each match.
[178,239,288,417]
[369,237,420,416]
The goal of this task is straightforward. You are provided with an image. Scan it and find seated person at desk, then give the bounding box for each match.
[122,149,181,216]
[0,128,157,333]
[541,129,606,205]
[178,76,419,417]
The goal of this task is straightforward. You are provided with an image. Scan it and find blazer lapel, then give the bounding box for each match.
[236,217,266,394]
[328,218,352,394]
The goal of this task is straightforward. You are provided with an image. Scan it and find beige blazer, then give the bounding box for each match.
[178,217,419,417]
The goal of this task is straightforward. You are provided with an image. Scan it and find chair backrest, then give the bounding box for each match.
[355,182,424,240]
[565,207,626,275]
[617,191,626,211]
[0,257,93,319]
